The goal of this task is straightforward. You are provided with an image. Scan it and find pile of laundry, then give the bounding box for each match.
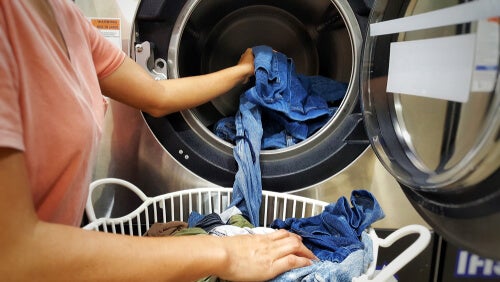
[144,46,385,282]
[145,190,384,282]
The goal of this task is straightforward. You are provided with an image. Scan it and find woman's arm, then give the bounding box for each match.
[0,148,315,281]
[99,49,254,117]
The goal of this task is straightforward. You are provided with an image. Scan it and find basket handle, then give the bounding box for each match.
[86,178,149,222]
[353,224,431,282]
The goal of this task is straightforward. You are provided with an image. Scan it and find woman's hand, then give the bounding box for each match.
[237,48,255,84]
[216,229,316,281]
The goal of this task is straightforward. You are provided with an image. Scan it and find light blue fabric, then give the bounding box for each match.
[190,95,263,227]
[269,231,374,282]
[270,190,384,262]
[213,116,237,144]
[225,95,263,226]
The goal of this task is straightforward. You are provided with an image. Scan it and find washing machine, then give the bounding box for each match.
[75,0,500,265]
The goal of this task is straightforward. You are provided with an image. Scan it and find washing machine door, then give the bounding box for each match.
[361,0,500,259]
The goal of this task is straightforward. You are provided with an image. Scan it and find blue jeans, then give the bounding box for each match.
[247,45,331,121]
[297,74,347,103]
[270,190,384,262]
[213,45,347,149]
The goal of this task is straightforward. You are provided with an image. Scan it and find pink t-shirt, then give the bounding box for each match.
[0,0,126,225]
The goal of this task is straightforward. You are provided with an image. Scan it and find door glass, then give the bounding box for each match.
[361,0,500,190]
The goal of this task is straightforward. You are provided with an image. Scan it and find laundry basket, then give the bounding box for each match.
[84,178,431,282]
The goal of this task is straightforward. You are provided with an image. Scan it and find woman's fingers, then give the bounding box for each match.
[269,230,317,260]
[270,253,314,275]
[237,48,255,84]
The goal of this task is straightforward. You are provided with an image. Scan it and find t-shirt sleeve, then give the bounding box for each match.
[70,2,126,79]
[0,23,24,151]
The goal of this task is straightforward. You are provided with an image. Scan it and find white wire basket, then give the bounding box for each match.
[84,178,431,282]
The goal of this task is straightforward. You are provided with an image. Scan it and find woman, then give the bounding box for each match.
[0,0,316,281]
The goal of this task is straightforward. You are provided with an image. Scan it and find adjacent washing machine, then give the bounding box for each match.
[76,0,500,261]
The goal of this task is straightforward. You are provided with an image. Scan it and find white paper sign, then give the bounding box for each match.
[386,34,475,103]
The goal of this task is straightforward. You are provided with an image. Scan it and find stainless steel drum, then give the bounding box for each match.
[146,0,368,191]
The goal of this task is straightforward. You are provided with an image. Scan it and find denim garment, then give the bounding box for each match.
[193,213,225,233]
[213,45,347,149]
[268,231,373,282]
[192,96,263,227]
[215,112,303,149]
[187,211,205,227]
[247,45,331,121]
[261,129,297,149]
[270,190,384,262]
[226,95,263,227]
[213,116,236,143]
[297,74,348,103]
[262,109,308,140]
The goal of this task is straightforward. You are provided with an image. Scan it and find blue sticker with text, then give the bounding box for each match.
[455,250,500,278]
